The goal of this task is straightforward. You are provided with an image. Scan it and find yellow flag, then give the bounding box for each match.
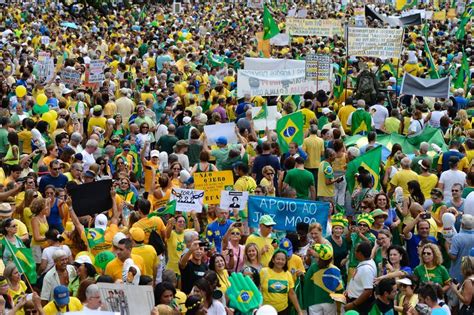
[396,0,407,10]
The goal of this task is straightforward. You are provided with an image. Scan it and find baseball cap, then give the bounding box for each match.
[259,215,276,226]
[279,238,293,257]
[62,88,73,95]
[84,170,96,178]
[110,134,120,141]
[150,150,160,158]
[112,232,127,247]
[183,116,191,124]
[74,255,93,265]
[94,214,108,230]
[53,285,70,306]
[430,188,443,197]
[129,227,145,243]
[371,209,388,218]
[93,105,102,112]
[396,277,413,286]
[216,136,227,145]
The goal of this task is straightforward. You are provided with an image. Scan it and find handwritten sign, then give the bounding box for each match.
[35,52,55,84]
[194,171,234,205]
[347,27,403,59]
[286,18,343,37]
[88,59,106,83]
[170,188,204,212]
[97,283,154,315]
[61,68,81,86]
[220,191,249,210]
[305,54,331,81]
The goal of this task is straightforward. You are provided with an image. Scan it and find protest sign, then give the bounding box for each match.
[69,180,112,216]
[248,196,330,233]
[269,33,290,46]
[287,8,297,17]
[35,52,55,84]
[244,57,305,71]
[247,0,264,8]
[61,68,81,86]
[251,105,279,130]
[296,9,308,18]
[172,2,182,13]
[220,191,249,210]
[347,27,403,59]
[354,7,366,26]
[194,171,234,205]
[237,68,318,98]
[447,8,456,19]
[170,188,204,212]
[204,122,238,145]
[432,10,446,21]
[97,283,154,315]
[305,54,331,81]
[285,18,343,37]
[400,73,450,98]
[88,59,106,83]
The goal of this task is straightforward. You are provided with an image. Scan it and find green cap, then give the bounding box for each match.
[259,215,276,226]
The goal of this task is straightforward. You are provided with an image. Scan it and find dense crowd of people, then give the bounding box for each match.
[0,0,473,314]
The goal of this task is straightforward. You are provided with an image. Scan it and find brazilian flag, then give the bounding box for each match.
[303,263,344,309]
[253,104,268,120]
[346,146,382,193]
[85,228,105,248]
[276,112,304,153]
[149,199,177,218]
[1,237,37,284]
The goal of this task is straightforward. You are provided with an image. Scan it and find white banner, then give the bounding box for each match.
[251,105,280,130]
[286,18,343,37]
[347,27,403,59]
[220,191,249,210]
[237,68,319,97]
[35,52,55,84]
[204,122,239,145]
[247,0,264,8]
[97,283,154,315]
[88,59,106,83]
[244,57,305,70]
[305,54,332,81]
[61,68,81,86]
[170,188,204,212]
[270,33,290,46]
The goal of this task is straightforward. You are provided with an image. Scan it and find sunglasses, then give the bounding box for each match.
[231,232,241,236]
[422,252,432,256]
[8,224,17,228]
[358,224,369,228]
[173,168,181,171]
[266,172,274,175]
[452,189,460,192]
[142,126,149,129]
[52,167,61,171]
[255,190,263,193]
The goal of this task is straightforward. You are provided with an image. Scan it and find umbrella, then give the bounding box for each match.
[60,22,79,29]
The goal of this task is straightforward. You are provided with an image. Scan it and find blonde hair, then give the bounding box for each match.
[459,109,468,122]
[309,222,323,233]
[244,243,261,265]
[262,165,275,176]
[461,256,474,278]
[419,243,443,266]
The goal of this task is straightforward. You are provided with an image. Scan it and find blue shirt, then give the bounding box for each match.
[406,234,438,269]
[38,174,68,194]
[449,230,474,283]
[206,219,233,253]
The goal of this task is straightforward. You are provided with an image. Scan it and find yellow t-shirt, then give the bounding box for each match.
[17,130,33,154]
[8,280,27,313]
[299,108,317,131]
[14,219,28,239]
[234,176,257,193]
[217,270,231,294]
[132,216,165,244]
[418,174,438,199]
[287,254,305,281]
[31,219,49,248]
[390,169,419,197]
[260,267,294,312]
[246,233,274,267]
[260,178,275,197]
[338,105,356,133]
[103,102,117,117]
[104,254,145,282]
[143,160,159,193]
[166,230,186,274]
[87,116,107,135]
[44,297,83,315]
[132,244,159,277]
[302,135,324,169]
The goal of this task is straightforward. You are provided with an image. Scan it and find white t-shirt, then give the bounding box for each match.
[439,170,467,202]
[81,150,96,172]
[408,119,424,136]
[41,245,72,273]
[347,259,376,299]
[429,110,446,128]
[370,104,389,130]
[207,300,226,315]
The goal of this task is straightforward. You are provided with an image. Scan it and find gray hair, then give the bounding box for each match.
[419,142,429,154]
[104,145,116,155]
[401,157,411,168]
[70,132,82,142]
[86,139,99,148]
[85,284,100,300]
[347,146,360,158]
[52,249,67,261]
[184,230,198,244]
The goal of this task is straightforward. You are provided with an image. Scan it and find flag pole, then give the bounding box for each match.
[2,237,34,292]
[395,27,406,97]
[344,23,349,101]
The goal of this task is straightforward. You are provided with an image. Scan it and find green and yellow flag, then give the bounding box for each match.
[149,199,177,218]
[396,0,418,11]
[456,3,474,40]
[276,112,304,153]
[253,104,268,120]
[424,40,440,79]
[454,51,472,94]
[1,237,37,284]
[346,146,382,193]
[85,228,105,248]
[334,65,346,99]
[263,5,279,40]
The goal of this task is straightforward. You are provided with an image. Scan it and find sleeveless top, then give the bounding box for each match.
[47,198,62,228]
[4,145,19,166]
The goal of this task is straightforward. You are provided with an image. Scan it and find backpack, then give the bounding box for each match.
[148,230,166,256]
[355,70,379,106]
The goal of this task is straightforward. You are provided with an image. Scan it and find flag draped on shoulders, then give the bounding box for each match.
[346,146,382,193]
[303,263,344,308]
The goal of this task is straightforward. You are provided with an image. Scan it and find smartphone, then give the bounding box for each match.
[26,293,33,301]
[421,212,431,220]
[234,222,242,228]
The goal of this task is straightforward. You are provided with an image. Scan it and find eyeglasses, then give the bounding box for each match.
[360,205,370,209]
[263,225,273,228]
[26,181,35,185]
[8,224,17,228]
[255,190,263,194]
[99,162,106,165]
[120,181,128,185]
[265,172,274,175]
[173,168,181,171]
[358,224,369,228]
[422,252,432,256]
[142,126,149,129]
[117,161,124,165]
[176,220,186,224]
[52,167,61,171]
[231,232,241,236]
[33,194,38,198]
[452,189,460,192]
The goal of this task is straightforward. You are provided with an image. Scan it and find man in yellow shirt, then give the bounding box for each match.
[302,125,324,184]
[337,97,356,133]
[299,100,317,131]
[389,157,419,197]
[132,198,166,243]
[130,227,159,282]
[44,285,83,315]
[245,215,276,267]
[105,237,145,282]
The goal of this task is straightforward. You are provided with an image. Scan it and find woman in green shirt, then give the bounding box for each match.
[413,243,451,293]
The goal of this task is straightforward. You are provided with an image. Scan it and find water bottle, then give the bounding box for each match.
[123,205,131,225]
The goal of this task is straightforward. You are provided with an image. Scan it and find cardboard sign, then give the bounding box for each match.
[347,27,403,59]
[35,52,55,84]
[194,171,234,205]
[88,59,106,83]
[69,180,113,216]
[97,283,154,315]
[305,54,331,81]
[286,18,343,37]
[247,0,264,8]
[220,190,249,210]
[170,188,204,212]
[61,68,81,86]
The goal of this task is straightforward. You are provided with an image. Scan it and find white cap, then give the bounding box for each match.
[122,258,141,285]
[150,150,160,158]
[112,232,127,247]
[183,116,192,124]
[75,255,93,265]
[321,108,331,115]
[62,88,73,95]
[179,170,191,183]
[255,305,278,315]
[396,277,413,286]
[94,214,108,230]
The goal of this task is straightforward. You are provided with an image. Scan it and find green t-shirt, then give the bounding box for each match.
[462,187,474,198]
[413,264,450,286]
[211,144,241,170]
[157,135,178,155]
[284,168,315,199]
[349,232,376,268]
[0,128,8,155]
